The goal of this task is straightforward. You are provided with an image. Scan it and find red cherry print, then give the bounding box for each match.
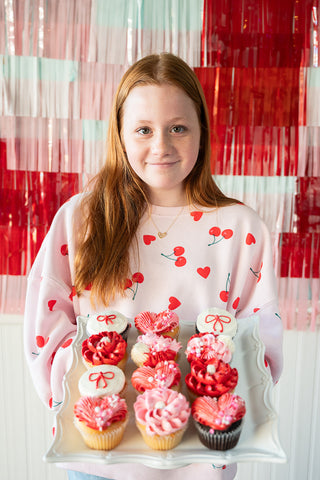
[222,229,233,239]
[61,338,72,348]
[220,291,229,302]
[253,307,260,312]
[48,299,56,311]
[36,335,49,348]
[143,235,156,245]
[173,246,185,256]
[246,233,256,245]
[60,244,68,256]
[132,272,144,283]
[190,211,203,221]
[264,358,269,368]
[209,226,221,236]
[197,266,211,279]
[168,296,181,310]
[232,297,240,309]
[124,278,133,289]
[175,256,186,267]
[49,397,53,409]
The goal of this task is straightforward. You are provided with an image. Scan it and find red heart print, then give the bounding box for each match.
[48,300,56,311]
[60,244,68,256]
[190,211,203,221]
[232,297,240,309]
[143,235,156,245]
[246,233,256,245]
[168,296,181,310]
[69,286,77,301]
[61,338,73,348]
[197,266,210,279]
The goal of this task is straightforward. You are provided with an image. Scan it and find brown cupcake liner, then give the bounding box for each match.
[194,419,243,450]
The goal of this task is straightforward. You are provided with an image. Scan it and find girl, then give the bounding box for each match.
[24,52,283,480]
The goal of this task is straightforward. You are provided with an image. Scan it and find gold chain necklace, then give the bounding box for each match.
[147,204,185,239]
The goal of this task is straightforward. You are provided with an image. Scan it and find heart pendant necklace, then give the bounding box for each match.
[147,204,185,239]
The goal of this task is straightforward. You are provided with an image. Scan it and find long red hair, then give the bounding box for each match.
[74,53,239,305]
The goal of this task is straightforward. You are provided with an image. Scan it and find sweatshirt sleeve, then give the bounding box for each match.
[24,197,80,410]
[235,209,283,384]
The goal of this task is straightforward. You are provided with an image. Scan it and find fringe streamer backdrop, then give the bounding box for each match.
[0,0,319,329]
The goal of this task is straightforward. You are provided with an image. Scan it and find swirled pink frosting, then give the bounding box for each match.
[131,361,181,392]
[191,394,246,431]
[134,387,190,436]
[135,310,179,334]
[185,333,234,363]
[74,394,128,431]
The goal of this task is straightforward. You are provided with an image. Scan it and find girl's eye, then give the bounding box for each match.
[171,125,186,133]
[137,127,151,135]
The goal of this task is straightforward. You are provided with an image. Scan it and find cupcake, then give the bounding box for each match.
[192,394,246,450]
[74,394,129,450]
[131,333,182,367]
[185,332,235,364]
[131,360,181,393]
[82,331,127,370]
[134,309,179,338]
[78,364,126,398]
[196,307,237,337]
[134,387,190,450]
[86,310,130,341]
[185,358,238,401]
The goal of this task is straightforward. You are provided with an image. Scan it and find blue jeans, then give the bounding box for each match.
[67,471,113,480]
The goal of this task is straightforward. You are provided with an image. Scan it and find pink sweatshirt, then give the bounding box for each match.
[24,193,283,480]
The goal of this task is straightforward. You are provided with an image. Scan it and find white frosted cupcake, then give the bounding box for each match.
[196,307,237,337]
[78,364,126,398]
[86,310,130,340]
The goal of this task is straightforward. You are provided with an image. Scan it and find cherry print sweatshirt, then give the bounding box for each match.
[24,193,283,480]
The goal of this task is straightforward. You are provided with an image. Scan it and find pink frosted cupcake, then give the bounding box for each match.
[82,331,127,370]
[185,332,235,364]
[192,394,246,450]
[74,394,128,450]
[185,358,238,401]
[134,310,179,338]
[131,360,181,393]
[131,333,182,367]
[134,387,190,450]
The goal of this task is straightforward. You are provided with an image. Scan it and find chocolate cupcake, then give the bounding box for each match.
[192,394,246,450]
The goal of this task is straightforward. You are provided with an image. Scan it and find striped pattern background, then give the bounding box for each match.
[0,0,319,329]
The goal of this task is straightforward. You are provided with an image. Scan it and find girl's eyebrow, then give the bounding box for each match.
[134,116,188,124]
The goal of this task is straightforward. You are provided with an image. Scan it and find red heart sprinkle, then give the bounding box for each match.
[48,300,56,311]
[197,266,210,279]
[246,233,256,245]
[190,211,203,221]
[168,296,181,310]
[143,235,156,245]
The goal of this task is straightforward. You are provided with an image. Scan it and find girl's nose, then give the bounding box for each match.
[151,131,172,157]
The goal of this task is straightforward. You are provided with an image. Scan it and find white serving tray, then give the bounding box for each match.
[44,315,286,468]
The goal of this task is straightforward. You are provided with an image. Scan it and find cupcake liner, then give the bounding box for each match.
[136,422,187,450]
[74,417,128,450]
[194,419,243,450]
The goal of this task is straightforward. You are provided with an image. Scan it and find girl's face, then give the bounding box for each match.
[121,83,201,206]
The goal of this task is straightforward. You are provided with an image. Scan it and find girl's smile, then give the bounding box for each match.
[121,84,201,206]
